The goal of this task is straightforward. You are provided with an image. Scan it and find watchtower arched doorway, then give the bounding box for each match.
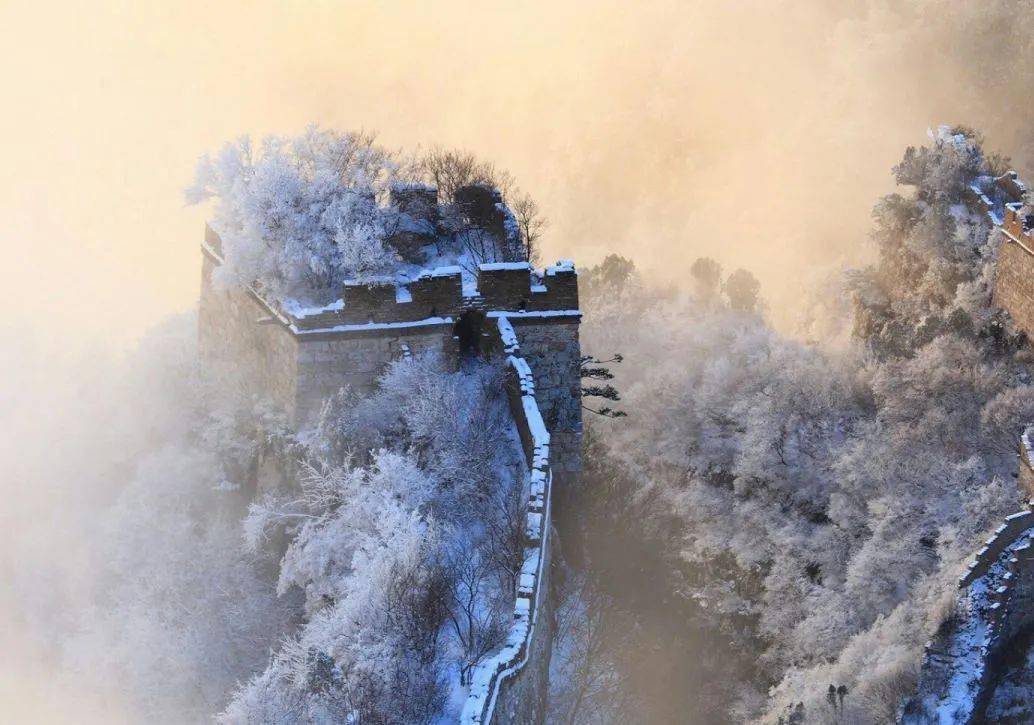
[454,310,485,360]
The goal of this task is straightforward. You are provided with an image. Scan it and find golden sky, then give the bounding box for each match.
[2,0,1033,349]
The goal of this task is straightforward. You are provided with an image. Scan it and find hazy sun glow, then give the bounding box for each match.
[4,0,1034,350]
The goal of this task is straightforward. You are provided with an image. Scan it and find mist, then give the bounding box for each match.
[5,0,1034,721]
[4,1,1034,348]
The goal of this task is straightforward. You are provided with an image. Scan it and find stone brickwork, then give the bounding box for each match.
[502,316,583,483]
[199,227,582,435]
[294,330,450,418]
[287,260,578,332]
[199,252,299,412]
[985,171,1034,339]
[994,232,1034,341]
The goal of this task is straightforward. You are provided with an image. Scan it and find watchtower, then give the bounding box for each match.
[198,228,584,485]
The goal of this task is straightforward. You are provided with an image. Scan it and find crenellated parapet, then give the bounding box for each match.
[203,225,579,335]
[958,510,1034,588]
[202,226,578,331]
[967,170,1028,227]
[1001,203,1034,252]
[285,260,579,333]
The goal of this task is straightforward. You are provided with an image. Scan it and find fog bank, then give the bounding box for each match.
[4,1,1034,346]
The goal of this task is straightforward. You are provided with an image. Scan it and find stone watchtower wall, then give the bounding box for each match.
[992,205,1034,339]
[199,225,582,482]
[982,171,1034,339]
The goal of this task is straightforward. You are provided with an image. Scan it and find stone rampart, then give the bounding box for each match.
[958,510,1034,588]
[199,227,582,441]
[495,313,582,483]
[286,259,577,332]
[986,171,1034,339]
[198,250,299,411]
[1020,427,1034,502]
[993,221,1034,341]
[460,317,556,724]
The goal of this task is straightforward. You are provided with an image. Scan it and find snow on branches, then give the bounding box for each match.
[187,128,543,306]
[187,128,400,303]
[573,129,1034,722]
[224,353,527,722]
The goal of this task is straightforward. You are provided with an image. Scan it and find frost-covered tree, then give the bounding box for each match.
[851,126,1021,359]
[227,451,448,724]
[724,268,761,313]
[412,146,544,262]
[225,354,526,722]
[566,128,1034,722]
[691,256,723,303]
[187,132,543,304]
[186,127,400,303]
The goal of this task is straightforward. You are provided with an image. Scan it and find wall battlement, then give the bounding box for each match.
[966,170,1027,226]
[199,223,583,481]
[293,260,578,331]
[1002,203,1034,250]
[203,226,578,333]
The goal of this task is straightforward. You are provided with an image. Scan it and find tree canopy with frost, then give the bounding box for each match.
[569,126,1034,722]
[186,127,400,303]
[222,355,526,722]
[187,127,544,305]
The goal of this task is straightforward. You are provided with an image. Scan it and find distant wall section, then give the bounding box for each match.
[905,511,1034,723]
[994,232,1034,341]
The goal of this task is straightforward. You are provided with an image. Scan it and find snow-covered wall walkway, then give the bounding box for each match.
[459,316,556,724]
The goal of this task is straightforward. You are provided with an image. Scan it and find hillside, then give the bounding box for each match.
[555,127,1034,722]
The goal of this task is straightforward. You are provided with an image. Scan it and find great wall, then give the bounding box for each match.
[903,171,1034,723]
[199,163,1034,722]
[198,185,582,723]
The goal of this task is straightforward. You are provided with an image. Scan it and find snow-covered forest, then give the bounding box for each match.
[5,125,1034,724]
[556,127,1034,723]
